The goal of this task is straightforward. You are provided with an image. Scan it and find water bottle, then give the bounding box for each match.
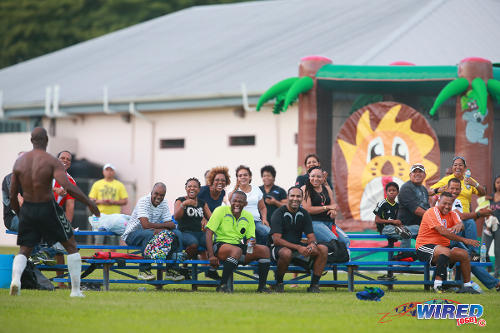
[447,267,454,280]
[480,243,487,263]
[471,281,483,294]
[464,169,472,189]
[247,237,255,254]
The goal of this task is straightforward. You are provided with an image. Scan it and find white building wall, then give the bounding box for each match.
[0,106,298,246]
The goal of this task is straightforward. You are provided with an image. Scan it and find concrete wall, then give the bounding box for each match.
[0,106,298,246]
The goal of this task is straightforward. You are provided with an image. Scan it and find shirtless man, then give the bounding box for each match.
[9,127,100,297]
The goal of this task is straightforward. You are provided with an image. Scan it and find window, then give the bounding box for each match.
[0,120,26,133]
[160,139,184,149]
[229,135,255,146]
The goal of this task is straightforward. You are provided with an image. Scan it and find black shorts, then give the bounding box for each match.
[271,245,312,266]
[17,200,74,248]
[213,242,246,256]
[416,244,456,267]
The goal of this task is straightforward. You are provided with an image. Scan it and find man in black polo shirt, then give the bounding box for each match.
[270,186,328,293]
[397,163,430,249]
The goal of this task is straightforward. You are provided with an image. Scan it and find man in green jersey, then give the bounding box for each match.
[206,191,271,293]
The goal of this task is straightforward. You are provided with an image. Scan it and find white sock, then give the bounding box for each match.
[464,281,472,287]
[12,254,27,287]
[67,253,82,296]
[434,280,443,289]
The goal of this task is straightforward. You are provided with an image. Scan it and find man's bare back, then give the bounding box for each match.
[12,149,62,202]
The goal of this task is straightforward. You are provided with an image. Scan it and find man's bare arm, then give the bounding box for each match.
[435,225,480,247]
[9,171,20,214]
[53,163,100,216]
[413,206,427,217]
[139,217,175,230]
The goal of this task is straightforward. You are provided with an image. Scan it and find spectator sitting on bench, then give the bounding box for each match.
[122,182,184,281]
[397,164,430,254]
[270,186,328,293]
[174,177,219,280]
[198,166,231,213]
[205,191,271,293]
[415,192,480,294]
[2,152,25,232]
[374,182,412,261]
[444,178,500,291]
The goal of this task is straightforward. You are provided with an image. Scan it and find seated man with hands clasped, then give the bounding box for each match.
[205,191,271,293]
[270,186,328,293]
[415,192,480,294]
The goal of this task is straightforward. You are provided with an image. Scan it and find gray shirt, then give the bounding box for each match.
[397,181,430,226]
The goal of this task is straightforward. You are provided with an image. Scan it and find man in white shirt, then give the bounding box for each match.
[122,182,183,281]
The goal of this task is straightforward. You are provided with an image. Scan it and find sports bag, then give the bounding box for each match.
[143,230,178,259]
[320,239,350,263]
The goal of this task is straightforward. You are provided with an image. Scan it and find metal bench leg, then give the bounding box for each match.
[103,263,111,291]
[348,266,354,292]
[424,263,430,291]
[192,264,198,291]
[333,266,338,290]
[156,264,163,290]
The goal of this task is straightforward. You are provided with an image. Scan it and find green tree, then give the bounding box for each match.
[0,0,249,69]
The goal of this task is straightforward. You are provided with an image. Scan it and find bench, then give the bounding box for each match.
[6,230,493,292]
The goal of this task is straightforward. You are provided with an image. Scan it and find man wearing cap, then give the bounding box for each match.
[89,163,128,215]
[396,163,430,249]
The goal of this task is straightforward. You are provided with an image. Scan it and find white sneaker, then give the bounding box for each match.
[165,269,184,281]
[138,270,155,281]
[10,282,20,296]
[70,290,85,298]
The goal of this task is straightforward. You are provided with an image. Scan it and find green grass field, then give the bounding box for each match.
[1,246,499,333]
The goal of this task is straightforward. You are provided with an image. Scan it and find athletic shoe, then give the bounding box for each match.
[256,287,272,293]
[30,251,56,265]
[205,269,221,280]
[272,283,285,293]
[165,269,184,281]
[394,225,412,239]
[470,251,480,262]
[10,282,20,296]
[377,274,397,281]
[434,284,459,293]
[307,284,321,293]
[179,267,191,280]
[456,286,481,294]
[137,270,155,281]
[216,284,232,293]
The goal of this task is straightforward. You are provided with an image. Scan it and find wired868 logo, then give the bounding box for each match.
[417,302,486,327]
[378,299,487,327]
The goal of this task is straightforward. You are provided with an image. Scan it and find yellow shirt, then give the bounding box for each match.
[431,174,478,213]
[88,179,128,215]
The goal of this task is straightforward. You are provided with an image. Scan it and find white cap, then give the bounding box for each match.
[103,163,116,171]
[410,163,425,173]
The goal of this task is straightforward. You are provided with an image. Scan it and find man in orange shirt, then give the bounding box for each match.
[416,192,480,294]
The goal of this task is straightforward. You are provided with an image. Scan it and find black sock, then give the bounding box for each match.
[221,257,238,285]
[276,273,284,284]
[258,259,271,289]
[436,254,449,281]
[311,274,321,286]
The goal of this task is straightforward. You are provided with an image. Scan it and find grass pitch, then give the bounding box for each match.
[1,246,499,333]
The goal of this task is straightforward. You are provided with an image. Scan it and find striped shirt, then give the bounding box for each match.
[122,193,172,241]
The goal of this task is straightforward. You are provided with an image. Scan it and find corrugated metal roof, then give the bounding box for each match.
[0,0,499,114]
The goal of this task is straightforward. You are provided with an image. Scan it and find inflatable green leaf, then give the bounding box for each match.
[256,77,299,111]
[283,76,314,111]
[471,77,487,115]
[429,77,469,116]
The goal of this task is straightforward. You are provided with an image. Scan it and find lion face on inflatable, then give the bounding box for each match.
[334,103,440,220]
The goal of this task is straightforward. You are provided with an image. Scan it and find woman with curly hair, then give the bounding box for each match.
[198,166,231,212]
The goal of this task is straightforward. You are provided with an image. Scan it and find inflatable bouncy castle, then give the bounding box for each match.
[258,57,500,229]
